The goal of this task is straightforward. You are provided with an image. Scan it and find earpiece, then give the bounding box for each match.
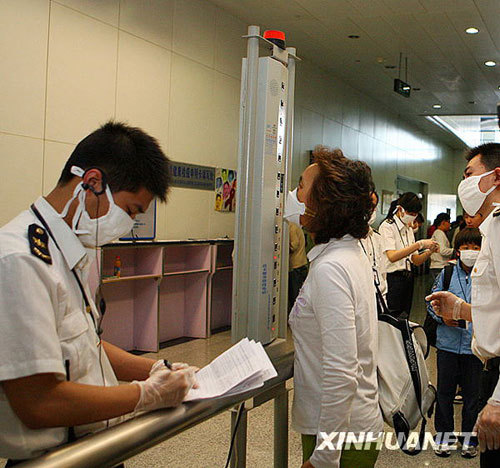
[81,167,108,196]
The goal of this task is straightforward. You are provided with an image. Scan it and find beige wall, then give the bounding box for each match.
[0,0,460,237]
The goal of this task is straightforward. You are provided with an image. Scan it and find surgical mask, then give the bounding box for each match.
[284,188,306,226]
[458,170,496,216]
[368,210,377,226]
[59,167,135,247]
[460,249,480,268]
[399,207,417,227]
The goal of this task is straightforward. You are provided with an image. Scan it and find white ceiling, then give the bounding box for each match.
[210,0,500,149]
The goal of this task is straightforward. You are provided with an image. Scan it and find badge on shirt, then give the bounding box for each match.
[28,224,52,264]
[493,207,500,218]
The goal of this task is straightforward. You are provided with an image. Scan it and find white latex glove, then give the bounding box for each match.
[474,403,500,452]
[420,239,438,250]
[133,366,198,413]
[425,291,460,321]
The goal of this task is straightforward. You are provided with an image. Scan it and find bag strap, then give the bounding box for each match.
[442,264,454,291]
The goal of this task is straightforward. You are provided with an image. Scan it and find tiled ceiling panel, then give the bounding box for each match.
[209,0,500,144]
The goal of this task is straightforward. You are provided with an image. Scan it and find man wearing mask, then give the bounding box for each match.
[0,122,198,465]
[427,143,500,468]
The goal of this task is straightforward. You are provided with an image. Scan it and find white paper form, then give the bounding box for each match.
[184,338,277,401]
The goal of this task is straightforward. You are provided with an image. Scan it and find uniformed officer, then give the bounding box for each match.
[379,192,439,318]
[0,122,198,466]
[427,143,500,468]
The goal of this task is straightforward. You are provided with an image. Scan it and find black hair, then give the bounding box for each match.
[415,213,424,224]
[454,227,482,250]
[433,212,450,227]
[466,143,500,171]
[58,121,171,202]
[386,192,422,219]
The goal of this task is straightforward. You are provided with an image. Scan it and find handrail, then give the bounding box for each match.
[18,350,294,468]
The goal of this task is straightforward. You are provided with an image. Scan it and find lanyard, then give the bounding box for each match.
[360,239,381,286]
[30,204,103,336]
[396,222,412,271]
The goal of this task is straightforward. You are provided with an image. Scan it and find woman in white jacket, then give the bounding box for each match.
[287,146,383,468]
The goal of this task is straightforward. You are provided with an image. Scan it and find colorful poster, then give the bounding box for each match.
[215,168,237,212]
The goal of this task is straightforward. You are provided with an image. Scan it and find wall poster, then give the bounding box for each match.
[215,168,237,212]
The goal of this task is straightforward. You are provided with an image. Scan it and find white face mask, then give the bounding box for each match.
[284,188,306,226]
[458,169,496,216]
[460,249,480,268]
[59,167,135,247]
[399,207,417,227]
[368,210,377,226]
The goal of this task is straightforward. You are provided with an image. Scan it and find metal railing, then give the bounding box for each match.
[18,350,294,468]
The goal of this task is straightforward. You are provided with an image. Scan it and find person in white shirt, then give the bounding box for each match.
[430,212,454,279]
[360,190,388,302]
[379,193,439,319]
[427,143,500,468]
[0,122,197,465]
[286,145,383,468]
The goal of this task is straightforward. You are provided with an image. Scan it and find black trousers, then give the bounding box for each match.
[479,357,500,468]
[435,349,482,441]
[288,265,308,313]
[386,270,414,318]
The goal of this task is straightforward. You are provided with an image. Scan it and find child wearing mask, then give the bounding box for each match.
[426,227,483,459]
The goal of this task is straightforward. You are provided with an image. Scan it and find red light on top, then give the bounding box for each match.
[263,30,286,50]
[264,30,285,41]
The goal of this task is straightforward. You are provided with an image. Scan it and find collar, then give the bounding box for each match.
[31,197,88,271]
[479,208,495,236]
[307,235,356,263]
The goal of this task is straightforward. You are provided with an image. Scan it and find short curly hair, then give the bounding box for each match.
[307,145,374,243]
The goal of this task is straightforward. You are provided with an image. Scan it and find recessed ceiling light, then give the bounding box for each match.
[465,27,479,34]
[485,60,497,67]
[433,104,442,109]
[348,35,360,39]
[498,85,500,90]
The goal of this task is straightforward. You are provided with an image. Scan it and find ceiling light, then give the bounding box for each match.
[485,60,497,67]
[348,35,360,39]
[433,104,442,109]
[465,27,479,34]
[498,85,500,90]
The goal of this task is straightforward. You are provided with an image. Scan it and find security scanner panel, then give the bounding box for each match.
[233,26,298,345]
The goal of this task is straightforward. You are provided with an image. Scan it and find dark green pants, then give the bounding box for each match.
[302,434,380,468]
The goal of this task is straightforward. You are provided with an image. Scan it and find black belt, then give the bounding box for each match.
[388,270,413,278]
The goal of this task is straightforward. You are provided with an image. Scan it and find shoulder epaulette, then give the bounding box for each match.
[28,224,52,264]
[493,207,500,218]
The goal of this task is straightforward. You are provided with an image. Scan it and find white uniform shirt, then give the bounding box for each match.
[360,228,388,298]
[471,208,500,401]
[430,229,454,269]
[379,216,416,273]
[289,236,383,468]
[0,197,120,459]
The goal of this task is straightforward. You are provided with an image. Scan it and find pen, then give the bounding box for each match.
[164,359,173,370]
